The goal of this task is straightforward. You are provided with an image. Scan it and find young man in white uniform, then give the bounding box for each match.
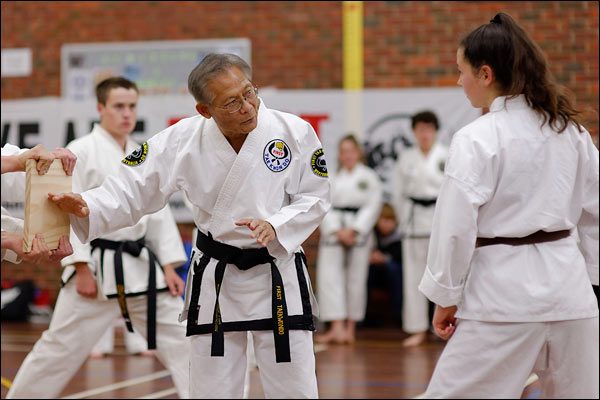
[7,78,190,399]
[50,54,331,399]
[392,111,448,347]
[419,13,598,398]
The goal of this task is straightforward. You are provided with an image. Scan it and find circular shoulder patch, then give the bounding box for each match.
[263,139,292,172]
[311,148,328,178]
[122,142,149,166]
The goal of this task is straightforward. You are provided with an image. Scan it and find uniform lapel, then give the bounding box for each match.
[207,101,271,231]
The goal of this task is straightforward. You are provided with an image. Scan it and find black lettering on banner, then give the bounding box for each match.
[64,121,77,146]
[18,122,40,148]
[2,123,10,146]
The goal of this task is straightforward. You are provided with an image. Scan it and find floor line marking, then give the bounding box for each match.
[61,370,171,399]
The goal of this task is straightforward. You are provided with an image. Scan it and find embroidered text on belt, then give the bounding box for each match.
[188,230,292,363]
[91,238,159,350]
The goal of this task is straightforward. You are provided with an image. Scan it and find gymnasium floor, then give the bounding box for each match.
[1,321,541,399]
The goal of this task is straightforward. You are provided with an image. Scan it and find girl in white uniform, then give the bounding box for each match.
[316,135,382,344]
[419,13,599,398]
[392,111,448,347]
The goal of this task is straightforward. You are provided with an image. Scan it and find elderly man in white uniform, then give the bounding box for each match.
[7,78,190,399]
[50,53,331,399]
[392,111,448,347]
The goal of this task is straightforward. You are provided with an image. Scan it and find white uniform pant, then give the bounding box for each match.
[190,330,318,398]
[316,237,374,321]
[7,280,190,399]
[402,237,430,333]
[425,317,600,398]
[92,317,149,354]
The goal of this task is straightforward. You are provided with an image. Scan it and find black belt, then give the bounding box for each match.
[408,197,437,207]
[187,230,292,363]
[91,238,159,350]
[333,207,360,213]
[475,230,571,248]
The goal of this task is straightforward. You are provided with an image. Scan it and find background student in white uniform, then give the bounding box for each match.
[1,144,76,264]
[49,53,331,399]
[316,134,383,344]
[392,111,447,347]
[419,12,599,398]
[7,77,190,399]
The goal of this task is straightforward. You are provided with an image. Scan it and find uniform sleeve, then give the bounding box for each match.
[70,129,180,244]
[391,158,409,232]
[1,206,23,263]
[418,132,493,307]
[144,205,187,268]
[60,146,94,267]
[351,169,383,235]
[577,132,599,285]
[1,145,27,203]
[266,124,331,258]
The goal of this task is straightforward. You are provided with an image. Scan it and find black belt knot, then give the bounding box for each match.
[91,237,159,350]
[189,230,291,363]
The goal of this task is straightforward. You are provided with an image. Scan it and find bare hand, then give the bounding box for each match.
[51,148,77,176]
[369,249,387,265]
[235,218,276,247]
[22,234,53,263]
[163,264,185,297]
[75,263,97,298]
[18,144,54,175]
[49,235,74,262]
[432,304,458,340]
[48,192,90,217]
[336,228,357,247]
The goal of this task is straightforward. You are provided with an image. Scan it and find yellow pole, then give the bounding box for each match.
[342,1,364,138]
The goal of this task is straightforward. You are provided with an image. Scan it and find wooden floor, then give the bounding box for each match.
[1,321,540,399]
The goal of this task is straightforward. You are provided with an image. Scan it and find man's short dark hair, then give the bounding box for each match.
[187,53,252,104]
[96,77,138,105]
[411,110,439,131]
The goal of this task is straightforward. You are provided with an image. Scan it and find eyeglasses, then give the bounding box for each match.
[212,86,258,114]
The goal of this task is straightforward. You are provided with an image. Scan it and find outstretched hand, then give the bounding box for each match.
[48,192,90,218]
[235,218,276,247]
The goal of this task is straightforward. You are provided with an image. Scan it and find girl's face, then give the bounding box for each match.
[338,139,361,170]
[456,47,490,109]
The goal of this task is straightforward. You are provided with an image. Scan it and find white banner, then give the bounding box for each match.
[2,88,480,222]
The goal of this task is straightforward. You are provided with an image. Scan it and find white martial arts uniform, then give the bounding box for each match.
[7,125,190,399]
[419,95,599,398]
[1,144,27,263]
[66,100,330,398]
[316,163,382,321]
[392,142,447,334]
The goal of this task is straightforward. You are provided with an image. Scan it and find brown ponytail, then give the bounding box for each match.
[460,12,583,133]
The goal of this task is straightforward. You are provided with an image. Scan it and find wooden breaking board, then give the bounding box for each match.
[23,159,72,252]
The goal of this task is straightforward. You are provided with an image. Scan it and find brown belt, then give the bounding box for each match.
[475,230,571,248]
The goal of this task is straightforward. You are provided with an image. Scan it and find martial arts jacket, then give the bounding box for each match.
[61,124,187,297]
[319,164,382,245]
[1,144,26,263]
[419,95,599,322]
[392,142,447,237]
[68,101,331,342]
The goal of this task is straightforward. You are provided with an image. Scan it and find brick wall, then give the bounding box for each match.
[2,1,598,303]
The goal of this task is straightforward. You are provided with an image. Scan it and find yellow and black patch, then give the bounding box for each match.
[122,142,149,166]
[310,148,328,178]
[358,180,369,191]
